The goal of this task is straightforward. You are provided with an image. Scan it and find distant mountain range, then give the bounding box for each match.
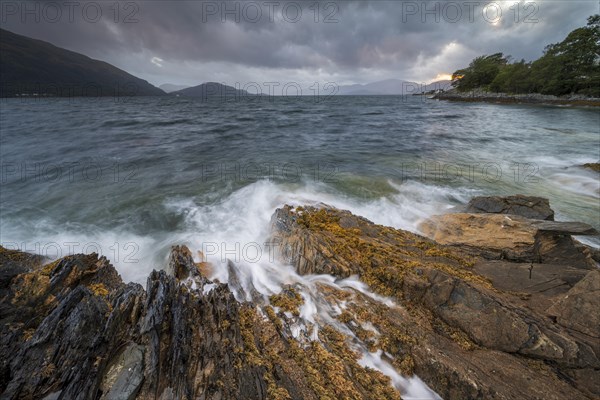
[159,83,190,93]
[171,82,251,98]
[0,29,165,97]
[0,28,453,98]
[335,79,452,95]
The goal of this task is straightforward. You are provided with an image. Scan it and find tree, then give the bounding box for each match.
[452,53,508,92]
[489,60,534,93]
[531,14,600,95]
[452,15,600,96]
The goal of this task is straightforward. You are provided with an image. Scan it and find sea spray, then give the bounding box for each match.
[166,179,452,398]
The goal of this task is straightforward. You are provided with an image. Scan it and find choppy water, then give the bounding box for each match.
[1,95,598,398]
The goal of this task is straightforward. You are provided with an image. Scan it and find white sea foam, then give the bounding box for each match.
[0,219,162,283]
[358,350,443,400]
[546,172,600,198]
[15,174,598,398]
[0,178,470,397]
[161,179,460,397]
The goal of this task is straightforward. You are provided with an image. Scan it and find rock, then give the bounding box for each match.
[534,232,597,268]
[474,261,587,293]
[464,194,555,220]
[576,240,600,262]
[0,247,46,279]
[547,270,600,338]
[419,213,539,261]
[0,253,122,398]
[0,245,412,400]
[532,220,599,236]
[420,213,597,268]
[582,162,600,172]
[99,343,144,400]
[411,267,598,369]
[1,202,598,400]
[5,284,112,398]
[40,393,62,400]
[0,246,255,399]
[166,244,204,281]
[271,205,600,399]
[473,261,588,314]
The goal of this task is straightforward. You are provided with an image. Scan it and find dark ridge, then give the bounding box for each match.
[0,29,165,98]
[171,82,253,99]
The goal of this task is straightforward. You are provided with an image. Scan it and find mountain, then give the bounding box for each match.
[171,82,251,98]
[336,78,452,95]
[0,29,165,97]
[414,80,453,94]
[159,83,190,93]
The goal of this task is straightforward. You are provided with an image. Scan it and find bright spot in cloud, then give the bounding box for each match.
[434,73,453,81]
[483,4,502,26]
[151,57,164,67]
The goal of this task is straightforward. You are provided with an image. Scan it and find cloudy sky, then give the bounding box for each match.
[1,0,597,88]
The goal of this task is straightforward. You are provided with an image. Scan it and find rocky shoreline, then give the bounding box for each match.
[434,90,600,107]
[1,195,598,399]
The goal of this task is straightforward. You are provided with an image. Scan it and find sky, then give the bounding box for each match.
[1,0,598,89]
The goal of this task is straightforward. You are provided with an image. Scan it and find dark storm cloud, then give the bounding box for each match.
[0,0,597,84]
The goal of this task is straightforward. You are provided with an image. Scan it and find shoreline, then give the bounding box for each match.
[434,91,600,107]
[1,195,598,399]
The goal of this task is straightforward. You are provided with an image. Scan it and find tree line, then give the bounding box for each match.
[452,15,600,96]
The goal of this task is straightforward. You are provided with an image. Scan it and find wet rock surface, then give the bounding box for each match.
[1,196,598,399]
[547,270,600,338]
[419,213,597,268]
[582,162,600,173]
[272,204,599,399]
[0,247,257,400]
[0,247,405,399]
[463,194,555,220]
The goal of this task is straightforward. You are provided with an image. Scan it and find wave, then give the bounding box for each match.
[164,179,453,398]
[100,119,143,128]
[146,118,193,127]
[360,111,385,116]
[439,114,461,119]
[0,179,453,397]
[547,172,600,198]
[0,220,162,283]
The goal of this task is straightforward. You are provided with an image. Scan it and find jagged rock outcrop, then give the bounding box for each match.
[0,246,240,398]
[271,205,600,399]
[0,246,257,400]
[0,246,407,400]
[1,196,598,400]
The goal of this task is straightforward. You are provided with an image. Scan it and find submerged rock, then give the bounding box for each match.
[582,162,600,172]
